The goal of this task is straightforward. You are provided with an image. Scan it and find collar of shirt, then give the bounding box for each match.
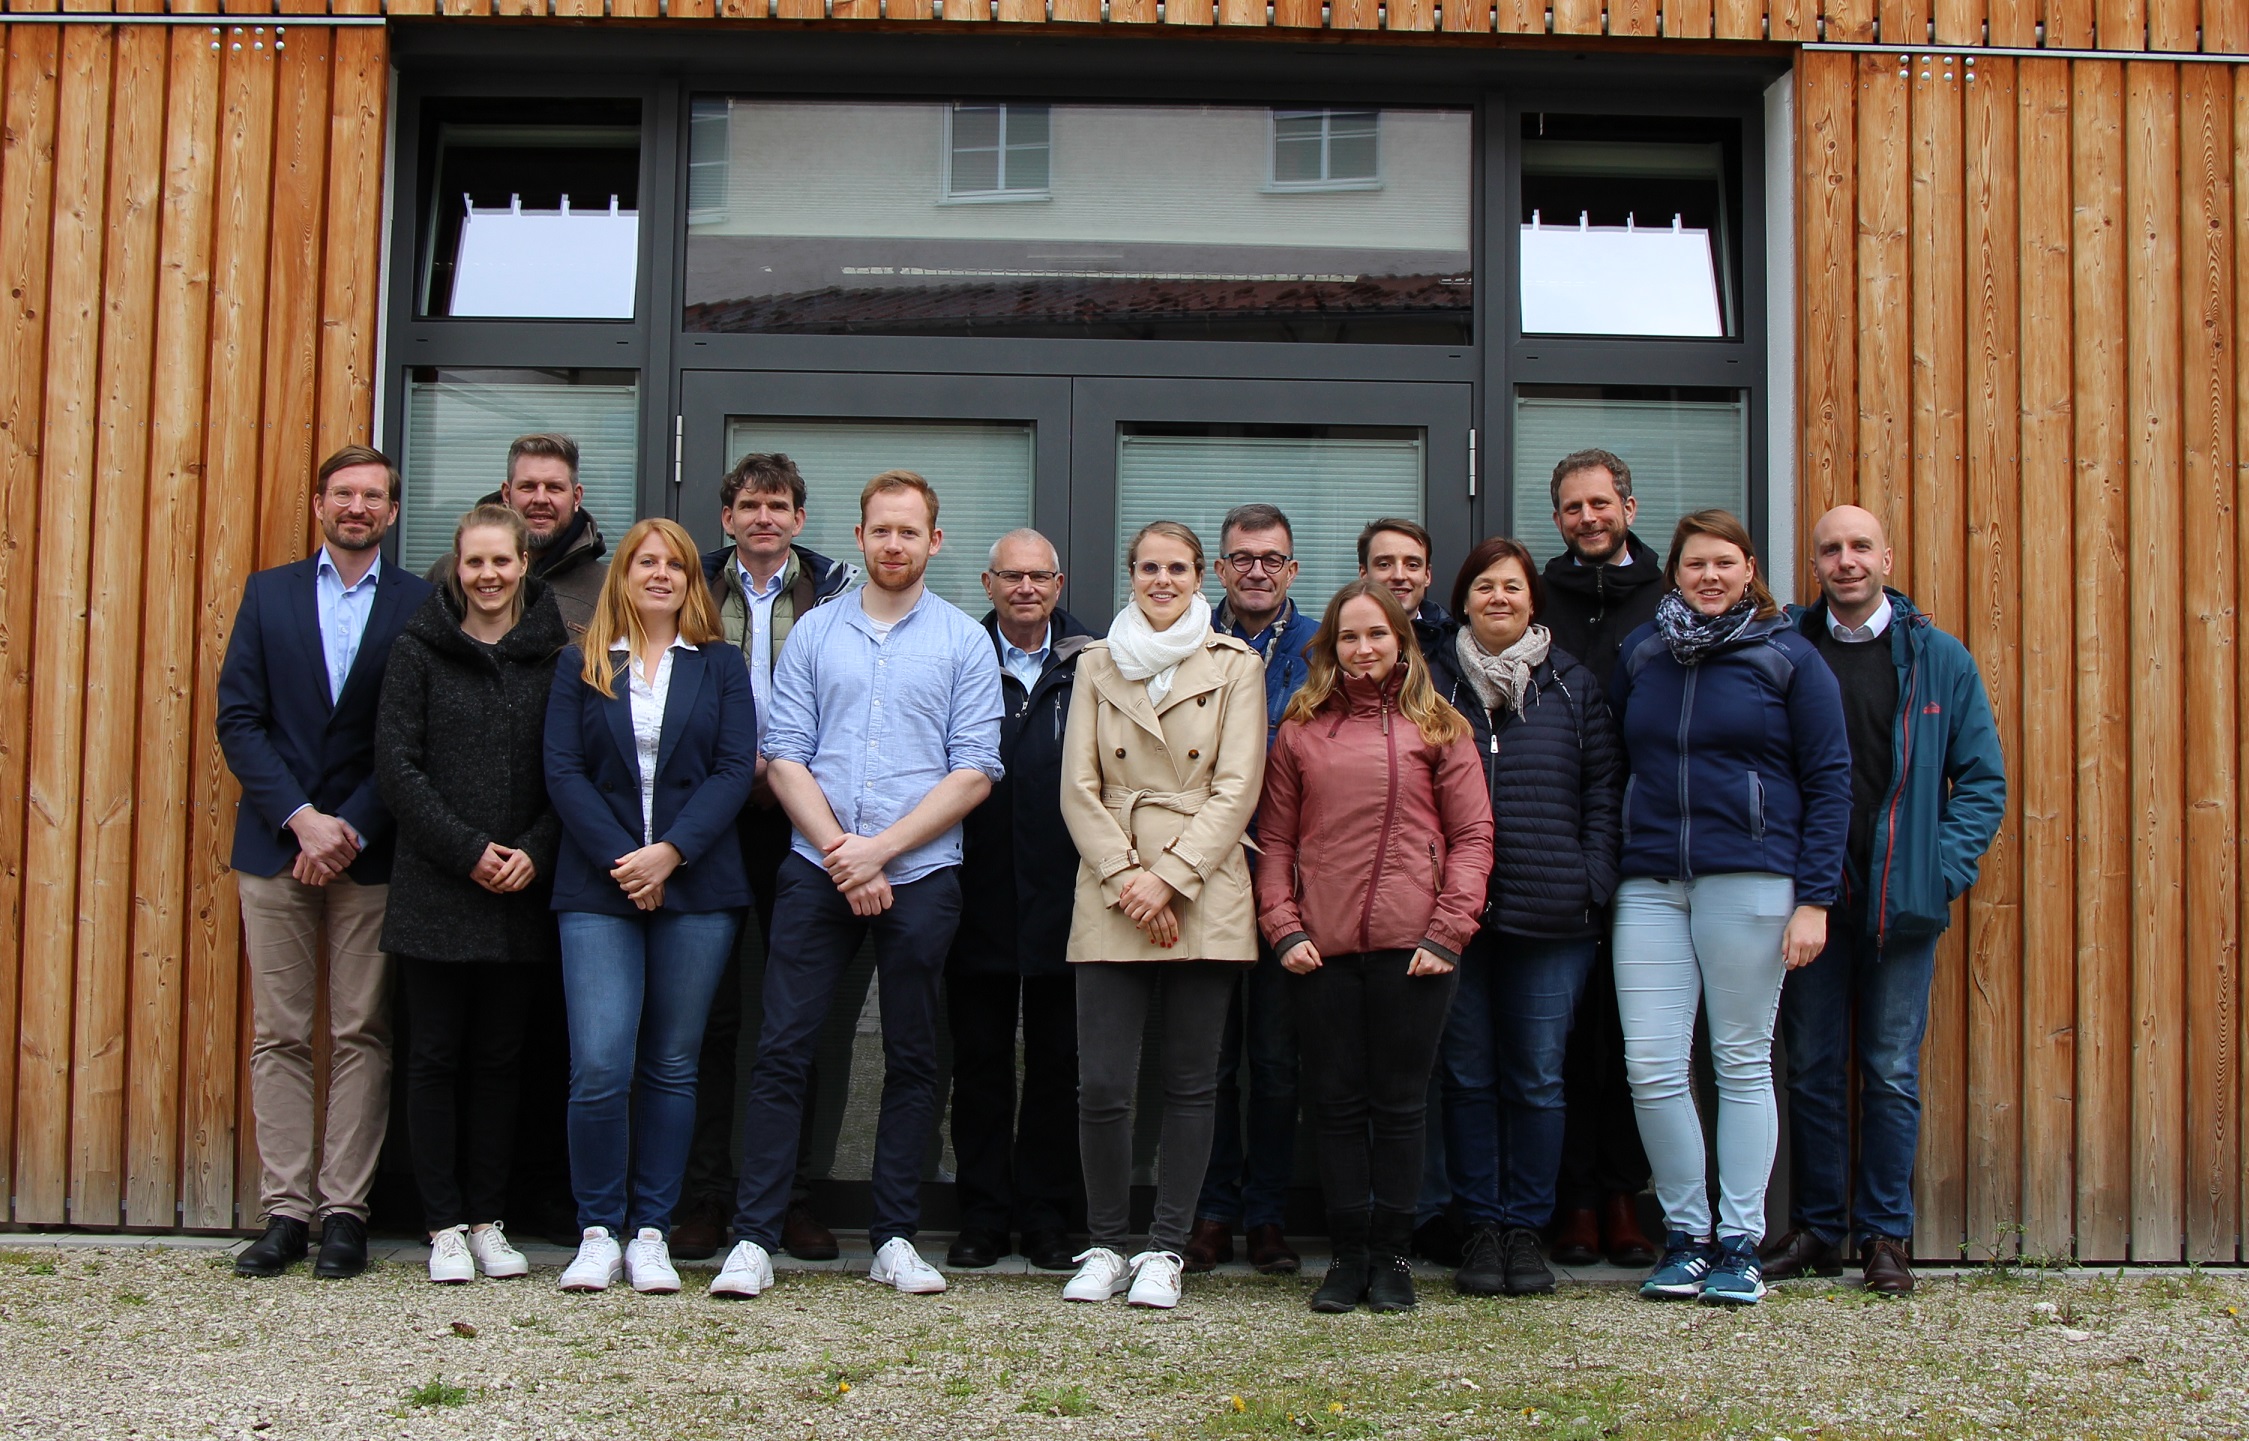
[1570,549,1632,568]
[610,635,698,672]
[316,546,382,591]
[1826,593,1894,643]
[844,587,929,637]
[740,559,787,603]
[1001,632,1052,686]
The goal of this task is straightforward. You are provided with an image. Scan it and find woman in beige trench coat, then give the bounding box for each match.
[1055,520,1267,1311]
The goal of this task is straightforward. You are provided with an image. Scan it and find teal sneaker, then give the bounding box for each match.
[1637,1231,1717,1300]
[1697,1236,1767,1306]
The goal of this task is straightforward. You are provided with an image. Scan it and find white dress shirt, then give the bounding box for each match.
[1826,593,1894,644]
[612,636,698,845]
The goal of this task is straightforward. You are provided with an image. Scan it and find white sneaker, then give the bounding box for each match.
[624,1228,681,1294]
[559,1227,624,1292]
[867,1236,947,1294]
[709,1240,775,1300]
[467,1223,528,1279]
[1062,1247,1131,1303]
[1125,1249,1184,1309]
[427,1225,474,1284]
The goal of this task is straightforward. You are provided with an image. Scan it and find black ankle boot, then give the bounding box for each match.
[1366,1209,1418,1313]
[235,1216,309,1277]
[1310,1209,1370,1314]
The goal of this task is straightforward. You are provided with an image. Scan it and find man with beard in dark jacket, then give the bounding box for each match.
[424,434,608,637]
[1536,447,1664,1271]
[944,528,1095,1272]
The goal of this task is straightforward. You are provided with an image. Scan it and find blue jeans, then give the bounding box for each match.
[558,908,742,1236]
[1195,943,1300,1230]
[1441,931,1598,1230]
[732,856,961,1251]
[1778,908,1940,1244]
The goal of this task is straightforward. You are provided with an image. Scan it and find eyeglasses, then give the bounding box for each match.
[1220,552,1293,574]
[988,569,1059,586]
[1134,560,1197,579]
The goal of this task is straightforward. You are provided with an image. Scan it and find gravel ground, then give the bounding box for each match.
[2,1243,2245,1439]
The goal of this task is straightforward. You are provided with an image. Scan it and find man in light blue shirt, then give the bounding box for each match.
[716,469,1003,1300]
[314,546,384,707]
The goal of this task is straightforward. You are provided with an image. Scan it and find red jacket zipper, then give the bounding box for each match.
[1358,694,1400,954]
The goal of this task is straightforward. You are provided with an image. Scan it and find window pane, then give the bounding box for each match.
[688,98,731,223]
[719,418,1034,613]
[685,100,1471,343]
[417,100,641,320]
[1511,386,1746,568]
[1113,425,1424,613]
[400,368,640,576]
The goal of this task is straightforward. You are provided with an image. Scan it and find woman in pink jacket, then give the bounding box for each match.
[1256,579,1494,1314]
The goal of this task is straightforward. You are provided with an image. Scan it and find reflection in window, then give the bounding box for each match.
[689,97,731,224]
[684,100,1470,343]
[1511,386,1746,567]
[1270,109,1380,189]
[947,105,1051,200]
[417,101,642,320]
[1519,126,1737,338]
[1114,424,1423,613]
[720,417,1033,613]
[401,369,640,575]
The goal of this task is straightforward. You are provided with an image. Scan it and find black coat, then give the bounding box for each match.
[374,580,568,963]
[1539,531,1668,691]
[1430,628,1624,939]
[950,610,1096,978]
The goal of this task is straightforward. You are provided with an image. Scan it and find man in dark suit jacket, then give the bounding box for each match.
[216,445,433,1282]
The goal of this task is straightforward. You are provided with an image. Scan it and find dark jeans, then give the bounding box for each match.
[732,856,961,1251]
[1441,931,1598,1230]
[1076,960,1237,1254]
[1289,950,1459,1216]
[402,957,533,1232]
[947,971,1080,1235]
[1779,907,1941,1244]
[1556,937,1651,1208]
[1196,942,1300,1229]
[557,908,742,1235]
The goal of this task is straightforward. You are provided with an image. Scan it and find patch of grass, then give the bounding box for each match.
[115,1291,148,1306]
[22,1262,54,1276]
[942,1375,977,1398]
[1203,1387,1378,1438]
[1020,1383,1097,1417]
[405,1376,468,1409]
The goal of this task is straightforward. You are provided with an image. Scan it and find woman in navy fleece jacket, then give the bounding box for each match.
[1606,510,1851,1308]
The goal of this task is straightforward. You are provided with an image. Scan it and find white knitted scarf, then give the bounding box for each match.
[1106,592,1213,707]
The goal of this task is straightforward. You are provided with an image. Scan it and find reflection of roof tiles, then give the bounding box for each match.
[684,274,1469,333]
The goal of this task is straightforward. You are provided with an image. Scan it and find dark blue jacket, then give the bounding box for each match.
[1219,596,1319,745]
[1788,589,2008,943]
[216,556,434,882]
[544,643,758,916]
[1610,612,1853,908]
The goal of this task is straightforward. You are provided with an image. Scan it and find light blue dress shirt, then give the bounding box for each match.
[1000,636,1051,693]
[313,546,383,705]
[740,564,785,740]
[761,587,1004,885]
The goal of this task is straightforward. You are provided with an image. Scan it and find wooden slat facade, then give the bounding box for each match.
[0,7,2240,1258]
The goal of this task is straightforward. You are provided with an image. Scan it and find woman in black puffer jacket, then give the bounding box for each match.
[376,505,567,1284]
[1426,535,1623,1300]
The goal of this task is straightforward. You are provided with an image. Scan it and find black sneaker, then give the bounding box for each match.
[1500,1226,1556,1296]
[1453,1225,1507,1296]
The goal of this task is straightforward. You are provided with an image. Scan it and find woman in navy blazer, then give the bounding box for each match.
[545,517,756,1298]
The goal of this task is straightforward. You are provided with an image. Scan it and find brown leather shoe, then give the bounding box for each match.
[1758,1226,1844,1281]
[1245,1223,1301,1275]
[1860,1235,1915,1294]
[669,1195,726,1261]
[1599,1193,1659,1268]
[780,1199,839,1261]
[1549,1206,1601,1267]
[1182,1218,1233,1273]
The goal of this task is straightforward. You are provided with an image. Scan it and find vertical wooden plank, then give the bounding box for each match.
[1663,0,1713,38]
[2047,0,2096,50]
[1800,51,1857,574]
[1610,0,1655,35]
[1714,0,1760,39]
[1859,55,1912,567]
[1269,0,1320,24]
[1553,0,1599,32]
[1909,47,1969,1263]
[0,24,52,1223]
[775,0,825,19]
[16,22,112,1227]
[2146,0,2195,52]
[1494,0,1544,33]
[1988,0,2037,46]
[1881,0,1927,49]
[1933,0,1980,46]
[1385,0,1435,31]
[1330,0,1377,28]
[2097,0,2146,50]
[2123,60,2185,1263]
[1106,0,1155,18]
[2018,56,2078,1262]
[124,24,218,1232]
[1770,0,1812,40]
[1825,0,1875,42]
[2178,61,2238,1265]
[2237,70,2249,1255]
[257,27,326,573]
[1439,0,1489,33]
[1963,54,2025,1262]
[2072,59,2132,1265]
[1214,0,1265,25]
[68,21,164,1232]
[2208,0,2249,55]
[313,26,382,461]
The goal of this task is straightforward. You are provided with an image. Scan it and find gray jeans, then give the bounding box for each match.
[1075,960,1239,1254]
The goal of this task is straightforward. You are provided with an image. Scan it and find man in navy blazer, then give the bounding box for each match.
[216,445,432,1282]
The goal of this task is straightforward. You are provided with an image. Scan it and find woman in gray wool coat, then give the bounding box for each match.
[376,504,568,1286]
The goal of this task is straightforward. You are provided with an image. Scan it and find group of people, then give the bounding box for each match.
[215,432,2004,1315]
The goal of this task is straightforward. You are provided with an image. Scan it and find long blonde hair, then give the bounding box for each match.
[1284,579,1468,747]
[580,518,725,696]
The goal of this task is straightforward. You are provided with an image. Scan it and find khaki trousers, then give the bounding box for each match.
[237,871,393,1223]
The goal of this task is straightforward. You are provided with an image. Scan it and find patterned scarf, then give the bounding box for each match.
[1654,589,1761,665]
[1454,623,1551,717]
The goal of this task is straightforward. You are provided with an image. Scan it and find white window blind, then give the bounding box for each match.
[401,373,640,576]
[1112,429,1424,616]
[722,418,1034,614]
[1511,391,1747,568]
[688,98,731,224]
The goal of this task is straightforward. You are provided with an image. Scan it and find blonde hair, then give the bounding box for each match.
[1284,579,1468,747]
[446,504,531,630]
[1126,520,1205,574]
[580,518,725,696]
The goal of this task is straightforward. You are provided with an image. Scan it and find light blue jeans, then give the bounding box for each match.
[1611,873,1793,1244]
